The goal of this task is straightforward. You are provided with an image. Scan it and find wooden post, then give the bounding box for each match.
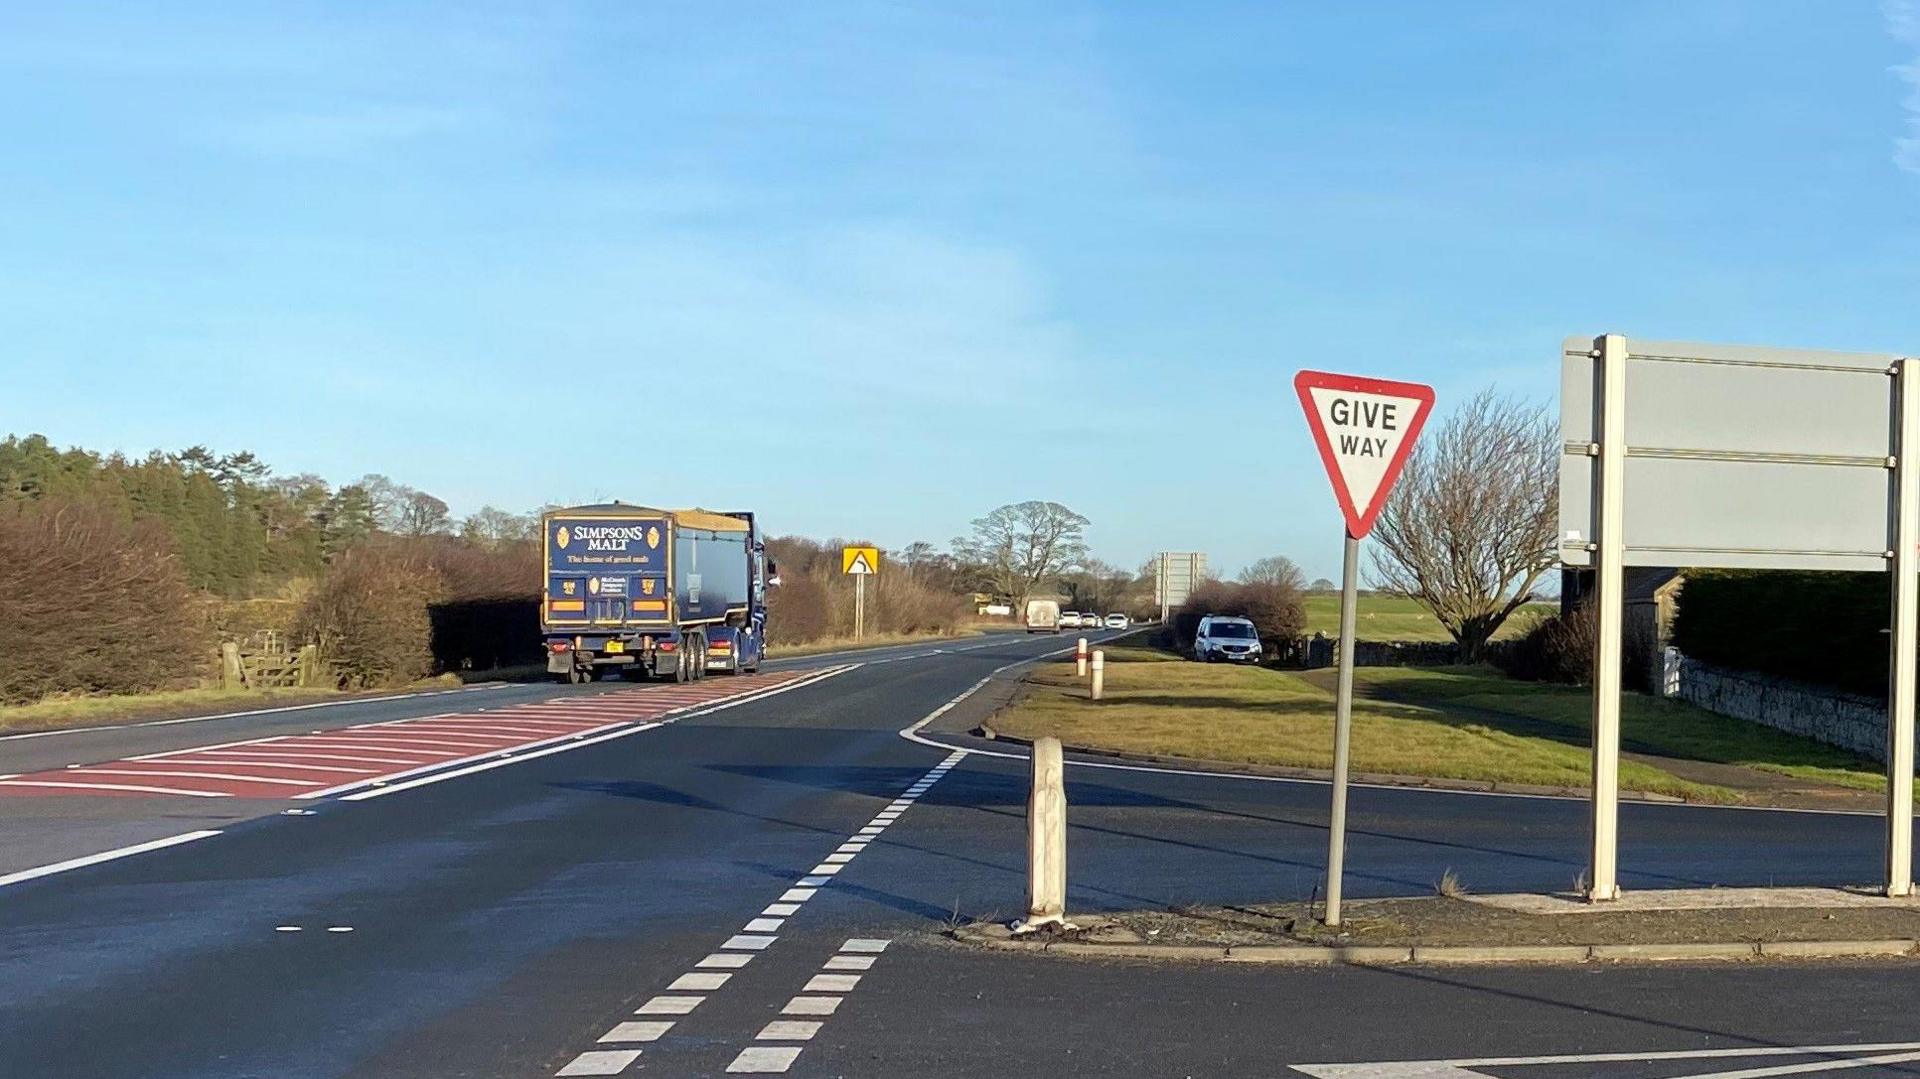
[221,641,244,690]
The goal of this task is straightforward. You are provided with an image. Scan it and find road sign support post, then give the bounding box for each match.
[854,573,866,642]
[1324,532,1361,928]
[1587,333,1628,902]
[1889,358,1920,897]
[1294,369,1435,927]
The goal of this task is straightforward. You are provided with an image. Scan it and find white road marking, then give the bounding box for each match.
[802,973,860,993]
[635,995,704,1015]
[841,939,890,953]
[155,756,368,774]
[599,1020,673,1043]
[727,1046,803,1073]
[337,667,854,801]
[807,864,842,875]
[722,934,777,951]
[743,917,785,932]
[0,829,223,889]
[1290,1042,1920,1078]
[821,853,854,864]
[698,953,755,969]
[762,902,801,916]
[668,972,730,991]
[556,1048,642,1075]
[275,926,301,932]
[0,779,230,797]
[796,875,832,887]
[781,996,841,1016]
[777,888,816,903]
[756,1020,821,1041]
[77,768,322,786]
[823,955,874,971]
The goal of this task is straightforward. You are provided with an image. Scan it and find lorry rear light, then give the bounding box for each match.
[548,642,570,654]
[709,641,731,652]
[657,641,676,652]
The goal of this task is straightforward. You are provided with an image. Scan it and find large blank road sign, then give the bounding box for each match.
[1560,335,1904,572]
[1155,551,1205,608]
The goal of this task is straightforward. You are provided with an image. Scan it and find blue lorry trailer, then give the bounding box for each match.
[541,504,774,684]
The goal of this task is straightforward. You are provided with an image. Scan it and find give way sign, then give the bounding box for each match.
[1294,370,1435,538]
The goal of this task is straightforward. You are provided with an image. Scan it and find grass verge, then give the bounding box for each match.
[1350,666,1887,794]
[991,647,1734,802]
[0,673,477,735]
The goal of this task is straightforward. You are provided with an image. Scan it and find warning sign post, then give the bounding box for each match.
[1294,370,1434,927]
[842,546,880,640]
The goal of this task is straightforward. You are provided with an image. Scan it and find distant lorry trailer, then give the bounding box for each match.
[542,504,775,684]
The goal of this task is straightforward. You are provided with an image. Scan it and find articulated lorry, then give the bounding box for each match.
[542,504,776,683]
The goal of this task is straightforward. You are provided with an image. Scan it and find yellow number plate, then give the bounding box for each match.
[604,640,625,654]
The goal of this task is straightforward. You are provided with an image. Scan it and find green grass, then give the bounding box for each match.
[1300,593,1551,642]
[1350,666,1887,794]
[0,685,348,734]
[992,647,1734,802]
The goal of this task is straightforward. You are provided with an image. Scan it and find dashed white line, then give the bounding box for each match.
[698,953,755,969]
[722,934,778,951]
[556,1049,642,1076]
[756,1020,821,1041]
[727,1046,803,1073]
[803,973,860,993]
[635,995,704,1016]
[781,996,840,1016]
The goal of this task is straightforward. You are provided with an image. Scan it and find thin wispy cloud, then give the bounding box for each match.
[1892,0,1920,173]
[205,104,475,160]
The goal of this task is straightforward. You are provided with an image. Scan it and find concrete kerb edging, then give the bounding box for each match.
[950,926,1920,966]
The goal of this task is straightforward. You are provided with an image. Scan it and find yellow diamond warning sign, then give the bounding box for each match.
[842,546,879,576]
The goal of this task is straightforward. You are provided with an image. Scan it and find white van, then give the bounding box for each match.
[1024,599,1062,634]
[1194,615,1262,663]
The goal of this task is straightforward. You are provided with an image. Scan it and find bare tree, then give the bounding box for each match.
[460,506,537,547]
[1368,389,1557,661]
[952,500,1089,613]
[1239,555,1307,591]
[395,490,452,537]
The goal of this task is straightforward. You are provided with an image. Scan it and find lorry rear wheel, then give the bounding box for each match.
[690,634,707,680]
[672,645,691,683]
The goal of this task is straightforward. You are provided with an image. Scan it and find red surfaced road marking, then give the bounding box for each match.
[0,670,812,799]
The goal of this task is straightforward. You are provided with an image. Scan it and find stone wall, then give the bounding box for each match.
[1664,649,1889,761]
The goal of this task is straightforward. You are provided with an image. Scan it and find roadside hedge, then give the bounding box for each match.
[1669,570,1888,697]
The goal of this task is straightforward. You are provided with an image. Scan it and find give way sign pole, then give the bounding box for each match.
[1294,370,1434,927]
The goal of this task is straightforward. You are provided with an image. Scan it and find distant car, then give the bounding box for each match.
[1059,611,1084,629]
[1194,615,1262,663]
[1024,599,1062,633]
[1104,613,1129,630]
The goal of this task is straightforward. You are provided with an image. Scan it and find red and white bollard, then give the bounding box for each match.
[1075,637,1089,677]
[1090,649,1105,701]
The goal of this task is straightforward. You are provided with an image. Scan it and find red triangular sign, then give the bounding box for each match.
[1294,370,1435,539]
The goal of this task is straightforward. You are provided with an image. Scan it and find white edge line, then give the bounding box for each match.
[896,643,1886,820]
[0,829,223,888]
[341,666,856,802]
[0,685,512,743]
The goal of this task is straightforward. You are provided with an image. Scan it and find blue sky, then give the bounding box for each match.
[3,2,1917,580]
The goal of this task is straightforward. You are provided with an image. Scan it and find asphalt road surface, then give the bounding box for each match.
[5,630,1920,1079]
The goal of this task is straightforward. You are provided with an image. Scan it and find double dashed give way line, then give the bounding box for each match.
[553,750,963,1076]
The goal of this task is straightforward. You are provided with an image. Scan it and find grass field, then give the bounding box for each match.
[1300,593,1552,642]
[991,647,1735,802]
[1350,666,1886,794]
